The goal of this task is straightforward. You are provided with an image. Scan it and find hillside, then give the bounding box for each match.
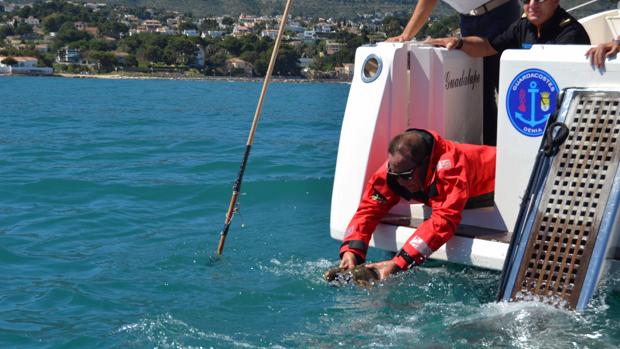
[104,0,420,17]
[8,0,618,18]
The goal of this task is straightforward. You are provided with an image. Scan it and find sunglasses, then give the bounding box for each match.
[522,0,548,4]
[387,163,415,180]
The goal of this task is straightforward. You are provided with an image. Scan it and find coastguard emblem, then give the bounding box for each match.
[506,69,559,137]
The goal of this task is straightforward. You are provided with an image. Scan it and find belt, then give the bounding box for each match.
[468,0,512,16]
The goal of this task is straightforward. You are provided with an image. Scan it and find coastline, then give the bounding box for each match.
[52,72,351,84]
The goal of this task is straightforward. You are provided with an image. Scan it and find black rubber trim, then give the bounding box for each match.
[342,240,367,251]
[397,249,415,266]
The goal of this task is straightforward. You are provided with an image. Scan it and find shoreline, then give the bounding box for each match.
[51,72,351,84]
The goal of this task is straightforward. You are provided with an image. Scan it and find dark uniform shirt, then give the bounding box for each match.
[490,7,591,54]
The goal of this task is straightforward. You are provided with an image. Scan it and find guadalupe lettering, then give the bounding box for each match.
[444,68,481,90]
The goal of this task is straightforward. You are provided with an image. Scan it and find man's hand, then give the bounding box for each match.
[424,37,459,49]
[586,40,620,70]
[366,260,401,280]
[339,251,358,269]
[386,34,410,43]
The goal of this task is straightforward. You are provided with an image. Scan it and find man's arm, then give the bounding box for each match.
[386,0,438,42]
[391,161,468,271]
[339,165,400,268]
[586,38,620,70]
[424,36,498,57]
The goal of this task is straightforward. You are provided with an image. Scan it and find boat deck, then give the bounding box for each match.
[381,215,511,244]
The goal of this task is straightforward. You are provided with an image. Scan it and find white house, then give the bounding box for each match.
[303,30,317,41]
[0,56,53,75]
[156,26,176,35]
[261,29,278,40]
[182,29,199,37]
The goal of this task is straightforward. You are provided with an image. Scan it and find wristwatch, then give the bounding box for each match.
[454,37,464,50]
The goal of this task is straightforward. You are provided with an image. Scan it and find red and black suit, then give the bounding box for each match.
[339,129,496,269]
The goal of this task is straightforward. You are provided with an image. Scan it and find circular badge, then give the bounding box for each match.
[506,68,559,137]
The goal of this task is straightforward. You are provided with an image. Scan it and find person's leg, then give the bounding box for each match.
[460,0,521,145]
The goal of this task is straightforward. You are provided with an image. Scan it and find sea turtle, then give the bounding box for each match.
[323,265,380,287]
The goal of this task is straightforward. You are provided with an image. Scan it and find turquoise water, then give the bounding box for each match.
[1,76,618,348]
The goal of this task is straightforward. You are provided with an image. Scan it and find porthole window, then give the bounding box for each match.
[361,54,382,83]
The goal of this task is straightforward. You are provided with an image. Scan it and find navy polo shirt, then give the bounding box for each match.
[490,7,591,53]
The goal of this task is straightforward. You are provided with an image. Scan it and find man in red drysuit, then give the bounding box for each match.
[339,129,496,280]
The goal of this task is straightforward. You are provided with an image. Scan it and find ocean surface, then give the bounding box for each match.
[1,76,618,349]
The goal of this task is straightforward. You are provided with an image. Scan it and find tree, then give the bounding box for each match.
[417,15,459,39]
[98,21,128,39]
[124,54,138,67]
[221,17,235,26]
[42,13,69,33]
[15,23,33,36]
[166,36,197,65]
[1,56,17,66]
[0,26,14,39]
[221,35,242,56]
[179,21,197,31]
[201,19,219,31]
[56,22,91,45]
[89,39,116,52]
[88,50,116,71]
[382,16,407,38]
[138,44,164,63]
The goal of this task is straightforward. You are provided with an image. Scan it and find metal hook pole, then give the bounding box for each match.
[216,0,294,255]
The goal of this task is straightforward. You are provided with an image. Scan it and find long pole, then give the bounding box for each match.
[216,0,293,255]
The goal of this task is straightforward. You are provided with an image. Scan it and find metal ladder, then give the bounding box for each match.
[498,88,620,310]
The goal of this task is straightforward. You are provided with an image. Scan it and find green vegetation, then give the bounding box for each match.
[0,0,470,77]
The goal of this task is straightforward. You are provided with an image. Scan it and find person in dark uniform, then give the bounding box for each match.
[386,0,521,147]
[425,0,590,145]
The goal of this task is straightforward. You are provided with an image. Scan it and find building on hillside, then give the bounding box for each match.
[182,29,199,37]
[24,16,39,26]
[56,47,81,64]
[202,31,223,39]
[143,20,162,32]
[84,27,99,37]
[0,56,53,75]
[156,26,176,35]
[325,41,343,55]
[286,21,304,33]
[225,58,253,76]
[303,30,317,42]
[166,17,181,28]
[7,16,22,27]
[35,43,49,54]
[232,25,252,37]
[261,29,278,40]
[315,23,333,34]
[238,14,258,28]
[122,15,140,26]
[84,3,106,11]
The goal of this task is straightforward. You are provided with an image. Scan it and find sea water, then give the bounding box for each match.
[1,76,618,348]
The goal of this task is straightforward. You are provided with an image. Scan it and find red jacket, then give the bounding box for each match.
[340,129,496,269]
